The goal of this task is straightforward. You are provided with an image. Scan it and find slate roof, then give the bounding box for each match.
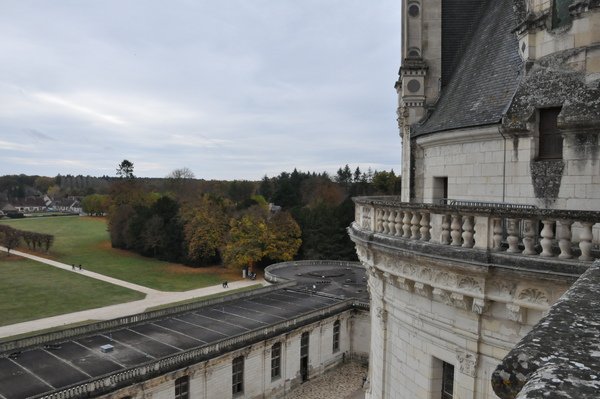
[412,0,523,137]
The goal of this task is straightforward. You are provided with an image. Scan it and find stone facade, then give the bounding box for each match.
[97,311,369,399]
[354,0,600,398]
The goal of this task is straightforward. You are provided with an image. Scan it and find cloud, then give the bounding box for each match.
[0,0,402,179]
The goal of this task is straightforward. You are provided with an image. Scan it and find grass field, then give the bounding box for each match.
[0,256,145,326]
[0,216,240,291]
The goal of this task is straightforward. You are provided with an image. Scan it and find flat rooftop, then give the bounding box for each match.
[0,288,355,399]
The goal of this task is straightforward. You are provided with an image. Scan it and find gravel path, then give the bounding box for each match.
[286,361,367,399]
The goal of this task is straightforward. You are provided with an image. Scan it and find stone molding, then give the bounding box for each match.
[354,241,560,319]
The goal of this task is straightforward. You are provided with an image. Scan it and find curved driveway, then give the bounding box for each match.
[0,247,266,339]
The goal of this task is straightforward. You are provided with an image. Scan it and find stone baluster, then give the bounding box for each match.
[491,217,503,251]
[522,219,537,255]
[387,210,396,236]
[394,210,403,236]
[461,215,474,248]
[540,219,555,257]
[382,209,389,234]
[579,221,594,261]
[410,212,421,239]
[419,212,430,241]
[558,219,573,259]
[506,218,521,253]
[402,211,412,238]
[441,215,451,245]
[450,214,462,246]
[376,209,383,233]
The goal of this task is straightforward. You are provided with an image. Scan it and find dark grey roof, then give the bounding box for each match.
[441,0,486,87]
[412,0,523,137]
[0,289,346,399]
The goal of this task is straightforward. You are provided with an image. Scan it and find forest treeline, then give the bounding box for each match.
[0,165,400,269]
[102,165,400,269]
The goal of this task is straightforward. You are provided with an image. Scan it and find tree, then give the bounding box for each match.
[0,226,20,253]
[222,207,302,270]
[116,159,135,179]
[182,195,229,264]
[81,194,109,216]
[265,212,302,262]
[223,212,269,270]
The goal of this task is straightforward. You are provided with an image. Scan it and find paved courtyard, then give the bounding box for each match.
[286,361,367,399]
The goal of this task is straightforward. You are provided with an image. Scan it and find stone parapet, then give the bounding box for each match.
[352,196,600,266]
[492,259,600,398]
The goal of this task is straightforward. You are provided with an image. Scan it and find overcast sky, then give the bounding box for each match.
[0,1,401,180]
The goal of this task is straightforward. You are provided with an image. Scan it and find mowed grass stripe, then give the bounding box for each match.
[0,257,145,326]
[0,216,239,291]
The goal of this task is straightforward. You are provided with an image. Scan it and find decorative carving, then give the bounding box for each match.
[434,272,456,287]
[491,280,515,297]
[506,303,525,322]
[456,350,478,377]
[403,264,416,277]
[471,298,489,314]
[396,277,414,292]
[432,288,452,306]
[517,288,549,305]
[419,268,432,282]
[458,277,482,293]
[450,293,472,310]
[414,282,432,299]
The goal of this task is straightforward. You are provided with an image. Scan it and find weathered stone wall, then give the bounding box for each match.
[414,124,600,211]
[98,310,370,399]
[492,260,600,399]
[350,223,575,399]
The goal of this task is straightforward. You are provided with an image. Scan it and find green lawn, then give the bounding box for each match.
[0,216,239,291]
[0,256,145,326]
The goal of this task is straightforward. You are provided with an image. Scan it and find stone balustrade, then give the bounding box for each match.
[353,196,600,266]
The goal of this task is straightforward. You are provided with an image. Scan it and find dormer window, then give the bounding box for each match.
[552,0,572,29]
[538,107,563,160]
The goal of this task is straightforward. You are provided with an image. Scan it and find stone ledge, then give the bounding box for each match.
[492,260,600,398]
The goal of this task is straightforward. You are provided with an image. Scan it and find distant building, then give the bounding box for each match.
[349,0,600,398]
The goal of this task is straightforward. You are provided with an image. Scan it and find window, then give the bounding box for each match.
[441,362,454,399]
[300,332,310,381]
[552,0,572,28]
[332,320,340,352]
[232,356,244,395]
[433,177,448,204]
[174,376,189,399]
[538,108,563,159]
[271,342,282,380]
